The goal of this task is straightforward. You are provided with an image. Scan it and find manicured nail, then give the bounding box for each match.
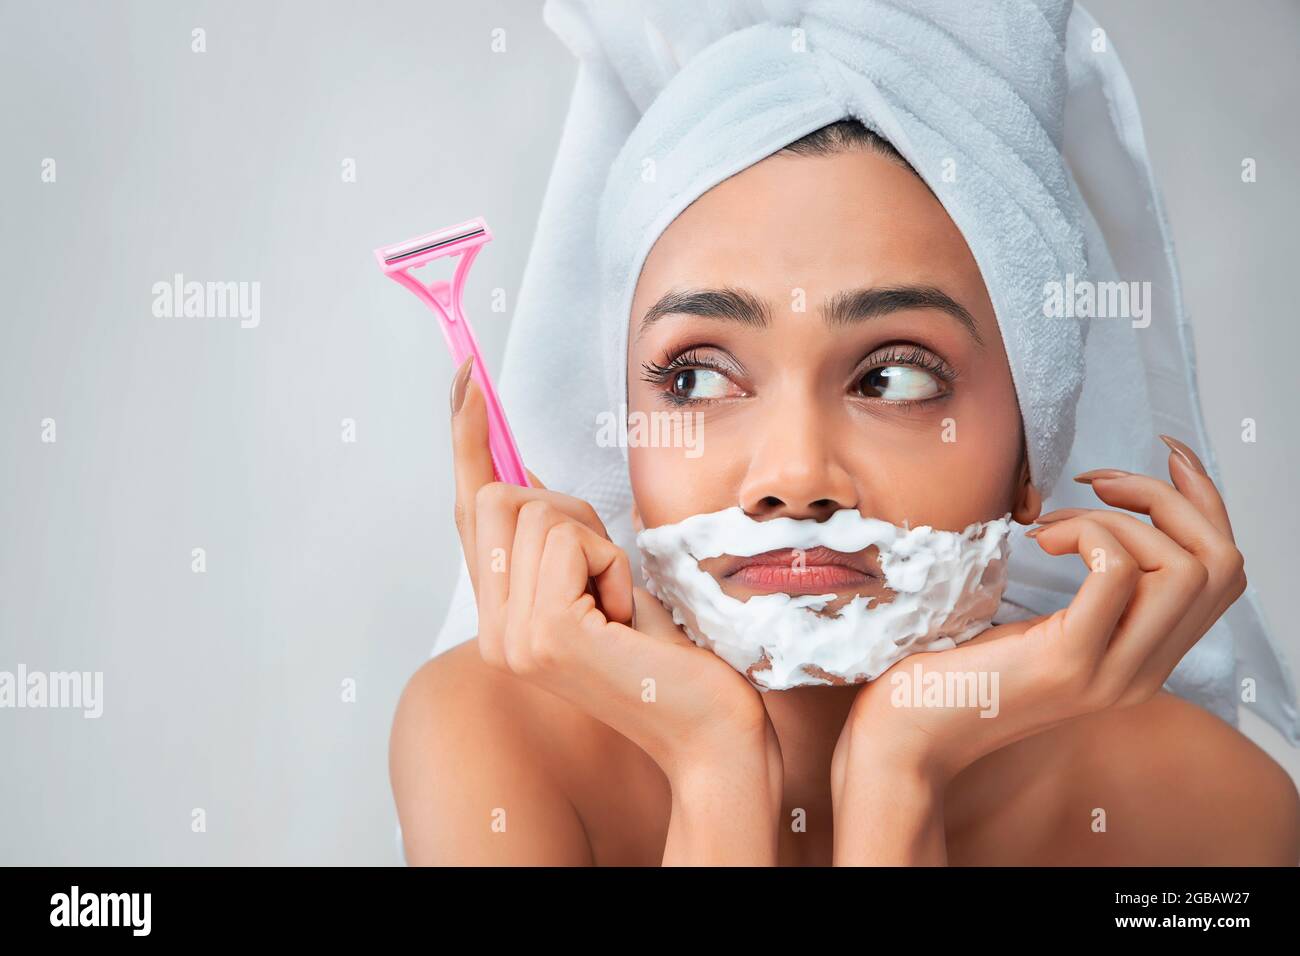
[1036,508,1089,524]
[1024,526,1046,538]
[1073,468,1131,484]
[1159,434,1207,476]
[450,355,474,415]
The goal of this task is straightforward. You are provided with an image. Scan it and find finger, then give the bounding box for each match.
[1042,510,1208,693]
[472,480,620,647]
[472,483,518,649]
[1037,508,1189,574]
[503,501,619,625]
[524,535,652,716]
[1159,434,1235,542]
[452,373,598,542]
[1075,471,1241,592]
[502,500,556,659]
[453,377,600,579]
[451,368,494,592]
[534,521,635,627]
[1027,517,1141,670]
[477,482,610,540]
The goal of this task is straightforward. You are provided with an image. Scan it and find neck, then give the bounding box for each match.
[761,683,859,862]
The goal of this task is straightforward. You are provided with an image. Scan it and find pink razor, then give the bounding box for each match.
[375,217,530,488]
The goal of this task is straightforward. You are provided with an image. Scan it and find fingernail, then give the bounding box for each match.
[1036,508,1088,524]
[450,355,474,415]
[1024,526,1045,538]
[1159,434,1207,476]
[1073,468,1131,484]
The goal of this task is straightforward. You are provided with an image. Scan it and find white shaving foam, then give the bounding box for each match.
[636,508,1013,690]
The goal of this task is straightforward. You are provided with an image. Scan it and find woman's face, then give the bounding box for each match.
[627,147,1033,601]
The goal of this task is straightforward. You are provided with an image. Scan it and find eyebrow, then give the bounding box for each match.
[637,284,983,347]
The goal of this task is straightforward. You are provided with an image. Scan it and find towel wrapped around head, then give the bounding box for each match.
[431,0,1300,745]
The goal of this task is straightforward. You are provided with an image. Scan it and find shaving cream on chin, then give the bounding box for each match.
[635,508,1013,690]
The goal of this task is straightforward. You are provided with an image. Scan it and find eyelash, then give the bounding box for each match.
[639,347,737,407]
[639,343,956,407]
[861,344,957,388]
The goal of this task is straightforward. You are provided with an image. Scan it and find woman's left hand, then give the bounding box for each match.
[832,435,1248,805]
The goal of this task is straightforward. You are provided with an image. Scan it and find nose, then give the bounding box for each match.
[737,395,859,521]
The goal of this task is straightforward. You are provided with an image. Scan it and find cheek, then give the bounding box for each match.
[629,446,681,528]
[627,406,737,527]
[869,382,1022,525]
[627,355,751,526]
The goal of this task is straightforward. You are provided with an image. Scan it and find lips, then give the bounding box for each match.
[717,546,879,596]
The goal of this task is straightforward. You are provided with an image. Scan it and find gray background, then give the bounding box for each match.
[0,0,1296,864]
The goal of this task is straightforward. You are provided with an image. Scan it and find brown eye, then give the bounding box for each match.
[857,365,944,401]
[670,368,731,400]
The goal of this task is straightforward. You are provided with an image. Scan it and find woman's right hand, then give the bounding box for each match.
[450,358,779,787]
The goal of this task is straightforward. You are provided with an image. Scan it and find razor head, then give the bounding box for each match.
[374,217,492,273]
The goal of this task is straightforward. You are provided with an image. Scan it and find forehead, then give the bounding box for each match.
[633,149,989,309]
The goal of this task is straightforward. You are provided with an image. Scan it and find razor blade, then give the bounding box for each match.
[375,217,530,487]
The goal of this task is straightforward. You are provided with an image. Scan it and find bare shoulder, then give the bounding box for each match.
[1053,690,1300,865]
[388,640,597,865]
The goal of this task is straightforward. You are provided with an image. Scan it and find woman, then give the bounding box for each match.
[390,1,1300,865]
